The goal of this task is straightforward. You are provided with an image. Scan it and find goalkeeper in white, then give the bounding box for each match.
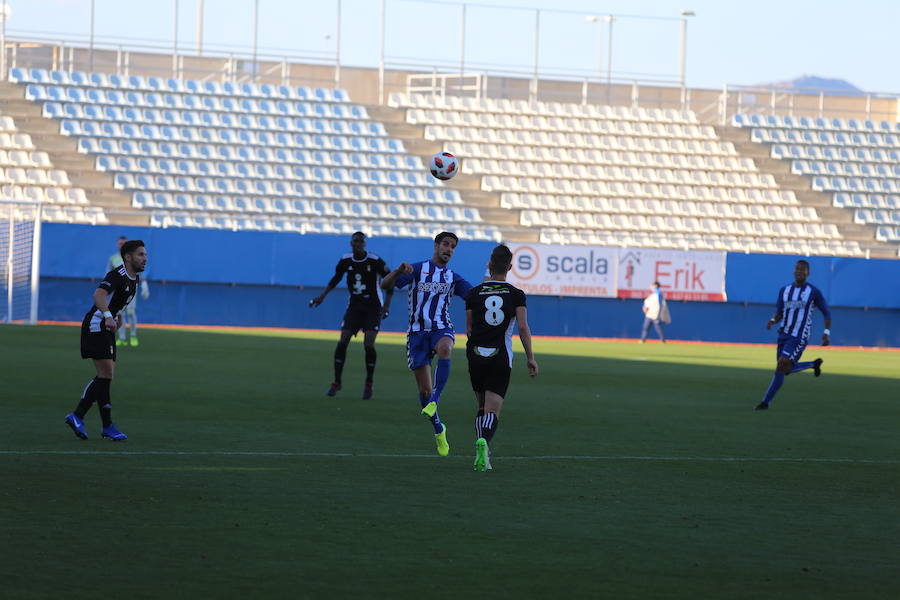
[107,236,150,346]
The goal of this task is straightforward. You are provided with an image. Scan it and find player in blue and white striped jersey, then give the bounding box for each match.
[755,260,832,411]
[381,232,474,456]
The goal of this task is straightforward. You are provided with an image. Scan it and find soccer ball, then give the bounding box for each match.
[429,152,459,181]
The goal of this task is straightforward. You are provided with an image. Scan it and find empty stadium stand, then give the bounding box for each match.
[727,113,900,257]
[2,68,500,240]
[1,64,898,257]
[0,111,105,224]
[386,93,866,256]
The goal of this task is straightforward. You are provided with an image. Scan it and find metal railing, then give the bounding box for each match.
[3,31,899,124]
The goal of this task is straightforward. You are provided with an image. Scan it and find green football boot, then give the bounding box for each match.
[421,400,437,418]
[434,424,449,457]
[474,438,488,472]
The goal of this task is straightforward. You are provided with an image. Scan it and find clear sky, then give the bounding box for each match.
[6,0,900,94]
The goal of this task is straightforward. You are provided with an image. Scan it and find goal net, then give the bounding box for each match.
[0,201,42,324]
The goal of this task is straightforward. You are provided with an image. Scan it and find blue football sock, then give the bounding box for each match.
[419,393,443,434]
[790,361,814,374]
[429,358,451,405]
[762,371,785,405]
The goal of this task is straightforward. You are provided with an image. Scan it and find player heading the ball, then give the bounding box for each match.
[381,231,474,456]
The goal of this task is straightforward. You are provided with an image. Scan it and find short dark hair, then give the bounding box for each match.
[351,231,366,241]
[796,259,810,271]
[652,281,661,288]
[120,240,144,259]
[434,231,458,245]
[489,244,513,275]
[117,236,127,241]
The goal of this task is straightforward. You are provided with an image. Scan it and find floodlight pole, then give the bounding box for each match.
[196,0,204,56]
[606,16,613,87]
[585,15,602,81]
[378,0,385,104]
[459,3,466,96]
[531,9,540,104]
[88,0,95,73]
[172,0,179,78]
[335,0,342,87]
[679,9,695,108]
[0,2,7,81]
[252,0,259,82]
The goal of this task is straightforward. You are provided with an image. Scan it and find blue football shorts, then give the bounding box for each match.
[406,328,455,370]
[777,332,807,363]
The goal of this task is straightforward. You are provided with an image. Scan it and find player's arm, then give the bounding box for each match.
[815,289,832,346]
[381,285,394,319]
[140,273,150,300]
[464,288,477,338]
[454,275,474,299]
[93,287,118,332]
[766,289,784,330]
[381,262,413,290]
[311,260,345,307]
[379,262,395,318]
[515,306,538,377]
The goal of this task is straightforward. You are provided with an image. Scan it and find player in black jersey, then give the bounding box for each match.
[465,244,538,472]
[310,232,394,399]
[64,239,147,441]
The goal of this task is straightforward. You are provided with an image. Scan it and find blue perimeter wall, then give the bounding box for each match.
[39,224,900,347]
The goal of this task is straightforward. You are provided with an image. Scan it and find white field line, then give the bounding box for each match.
[0,450,898,464]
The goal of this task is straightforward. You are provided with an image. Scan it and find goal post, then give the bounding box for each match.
[0,200,42,324]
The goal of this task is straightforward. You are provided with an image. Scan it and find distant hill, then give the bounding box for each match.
[756,75,864,96]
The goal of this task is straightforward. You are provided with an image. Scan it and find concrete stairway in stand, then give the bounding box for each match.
[0,81,148,226]
[366,104,538,243]
[714,125,895,258]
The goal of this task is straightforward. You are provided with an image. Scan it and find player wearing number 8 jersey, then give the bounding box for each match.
[465,244,538,472]
[381,232,474,456]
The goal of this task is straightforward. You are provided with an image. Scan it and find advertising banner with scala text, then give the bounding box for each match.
[505,243,618,298]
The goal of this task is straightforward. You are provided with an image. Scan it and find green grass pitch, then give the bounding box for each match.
[1,324,898,599]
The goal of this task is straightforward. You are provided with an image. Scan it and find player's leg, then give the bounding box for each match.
[409,334,448,455]
[426,333,454,408]
[473,391,486,439]
[91,358,126,440]
[127,304,139,346]
[116,311,128,346]
[66,376,96,440]
[414,363,448,455]
[361,311,380,399]
[756,336,796,410]
[68,330,114,439]
[328,310,356,396]
[790,355,823,375]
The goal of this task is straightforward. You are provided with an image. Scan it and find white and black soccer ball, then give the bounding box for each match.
[429,151,459,181]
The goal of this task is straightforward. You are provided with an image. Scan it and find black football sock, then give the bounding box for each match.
[73,377,98,418]
[364,344,376,383]
[93,378,113,427]
[481,412,499,444]
[333,341,349,383]
[474,409,485,439]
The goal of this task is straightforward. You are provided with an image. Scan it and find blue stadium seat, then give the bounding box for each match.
[9,68,28,83]
[29,69,51,83]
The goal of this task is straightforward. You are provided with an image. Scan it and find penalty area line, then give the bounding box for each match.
[0,450,898,464]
